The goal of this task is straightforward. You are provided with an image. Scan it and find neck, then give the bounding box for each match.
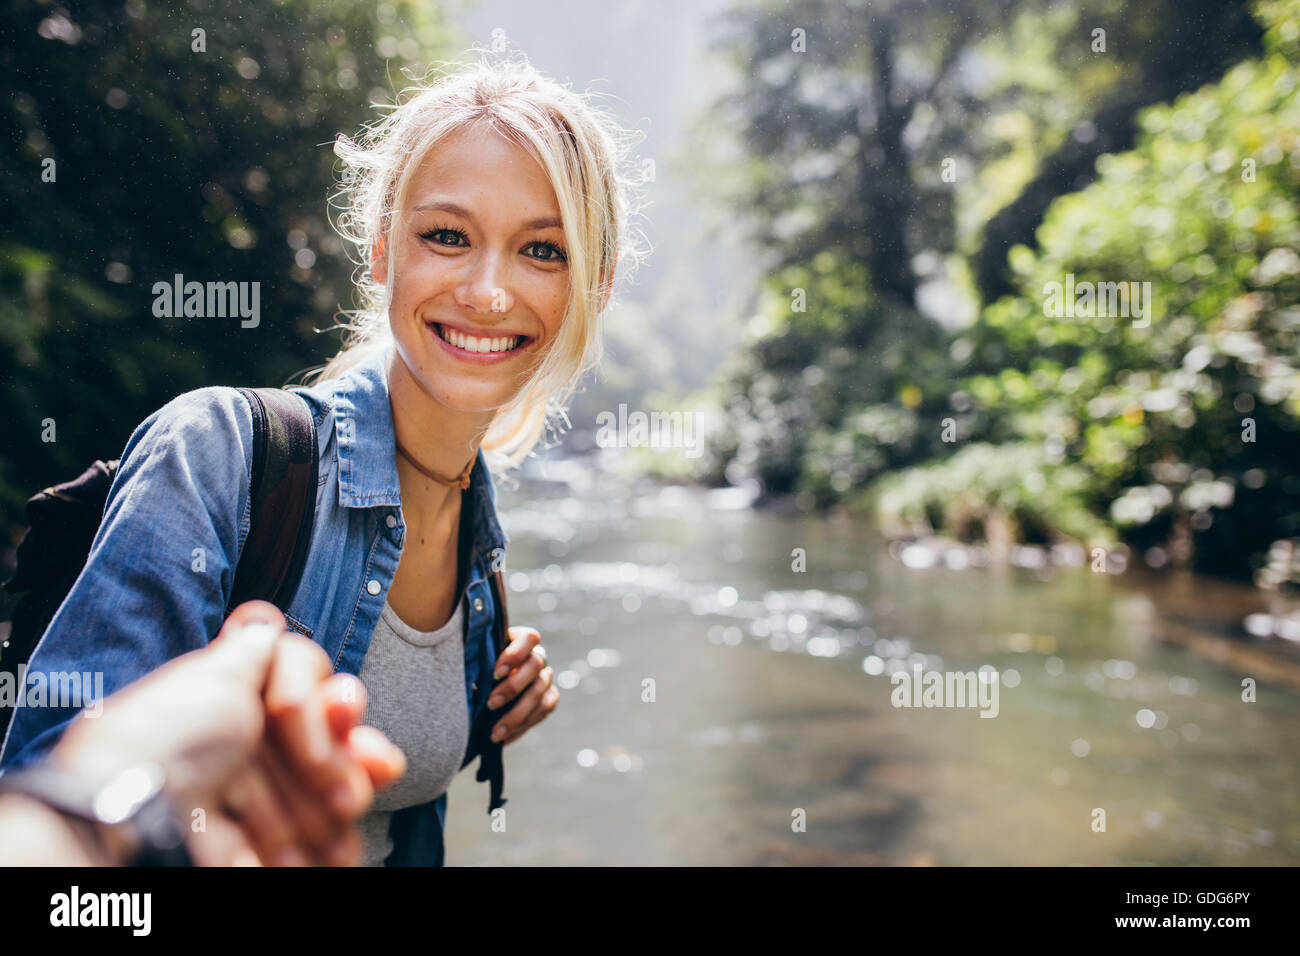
[387,350,493,517]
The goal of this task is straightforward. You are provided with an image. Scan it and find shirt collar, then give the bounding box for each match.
[322,344,508,559]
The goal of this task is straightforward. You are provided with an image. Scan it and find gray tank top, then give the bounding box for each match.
[356,594,469,866]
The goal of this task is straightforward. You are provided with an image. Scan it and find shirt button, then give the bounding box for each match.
[366,579,381,596]
[386,514,397,528]
[473,597,484,612]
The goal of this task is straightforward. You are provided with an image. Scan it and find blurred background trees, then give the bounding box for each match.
[0,0,453,528]
[701,0,1300,589]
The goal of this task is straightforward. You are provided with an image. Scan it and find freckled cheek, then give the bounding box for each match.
[392,257,457,312]
[533,276,571,332]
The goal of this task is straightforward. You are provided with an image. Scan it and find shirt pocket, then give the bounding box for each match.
[284,612,314,639]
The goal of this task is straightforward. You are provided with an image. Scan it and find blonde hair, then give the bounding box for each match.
[300,49,647,475]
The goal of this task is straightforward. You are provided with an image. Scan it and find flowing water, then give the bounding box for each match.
[444,464,1300,865]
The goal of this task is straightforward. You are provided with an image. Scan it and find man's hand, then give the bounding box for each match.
[47,600,404,866]
[486,626,559,746]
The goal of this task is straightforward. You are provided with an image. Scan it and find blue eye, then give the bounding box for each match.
[528,241,568,263]
[419,224,567,264]
[420,226,469,246]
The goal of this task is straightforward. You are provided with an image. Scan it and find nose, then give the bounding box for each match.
[454,250,516,316]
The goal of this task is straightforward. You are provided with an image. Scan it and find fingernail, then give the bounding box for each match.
[493,666,507,680]
[491,726,506,742]
[488,695,502,710]
[237,622,281,652]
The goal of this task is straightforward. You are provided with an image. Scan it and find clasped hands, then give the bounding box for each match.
[49,600,399,866]
[45,601,559,866]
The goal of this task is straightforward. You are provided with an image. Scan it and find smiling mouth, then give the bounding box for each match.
[430,322,532,354]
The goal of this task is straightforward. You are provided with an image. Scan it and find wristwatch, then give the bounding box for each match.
[0,761,194,866]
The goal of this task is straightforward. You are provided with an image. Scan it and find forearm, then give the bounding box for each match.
[0,792,114,866]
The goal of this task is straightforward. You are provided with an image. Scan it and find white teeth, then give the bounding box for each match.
[436,324,520,353]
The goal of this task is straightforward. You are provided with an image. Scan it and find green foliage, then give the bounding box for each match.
[712,0,1300,585]
[870,442,1113,546]
[941,0,1300,578]
[702,250,950,498]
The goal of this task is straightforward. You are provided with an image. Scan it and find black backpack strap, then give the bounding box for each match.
[227,388,318,612]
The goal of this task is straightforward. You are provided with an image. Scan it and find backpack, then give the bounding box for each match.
[0,387,319,737]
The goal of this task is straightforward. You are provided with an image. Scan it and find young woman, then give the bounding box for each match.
[0,53,641,866]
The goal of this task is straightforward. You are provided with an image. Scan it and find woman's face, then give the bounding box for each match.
[376,122,570,415]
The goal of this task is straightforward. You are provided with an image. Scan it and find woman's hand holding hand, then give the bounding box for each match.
[486,626,559,746]
[248,605,405,865]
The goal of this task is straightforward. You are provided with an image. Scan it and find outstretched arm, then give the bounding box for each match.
[1,386,256,770]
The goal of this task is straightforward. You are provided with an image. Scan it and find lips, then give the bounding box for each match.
[433,321,528,353]
[427,321,533,363]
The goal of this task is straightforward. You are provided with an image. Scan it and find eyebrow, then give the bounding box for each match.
[413,200,562,231]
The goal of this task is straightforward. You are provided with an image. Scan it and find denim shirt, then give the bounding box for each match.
[0,345,510,866]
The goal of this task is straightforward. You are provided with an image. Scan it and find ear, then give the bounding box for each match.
[369,235,388,286]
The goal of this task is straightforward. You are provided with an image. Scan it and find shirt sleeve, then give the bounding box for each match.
[0,387,254,771]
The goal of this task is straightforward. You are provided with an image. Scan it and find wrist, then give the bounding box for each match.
[0,762,193,866]
[0,792,116,866]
